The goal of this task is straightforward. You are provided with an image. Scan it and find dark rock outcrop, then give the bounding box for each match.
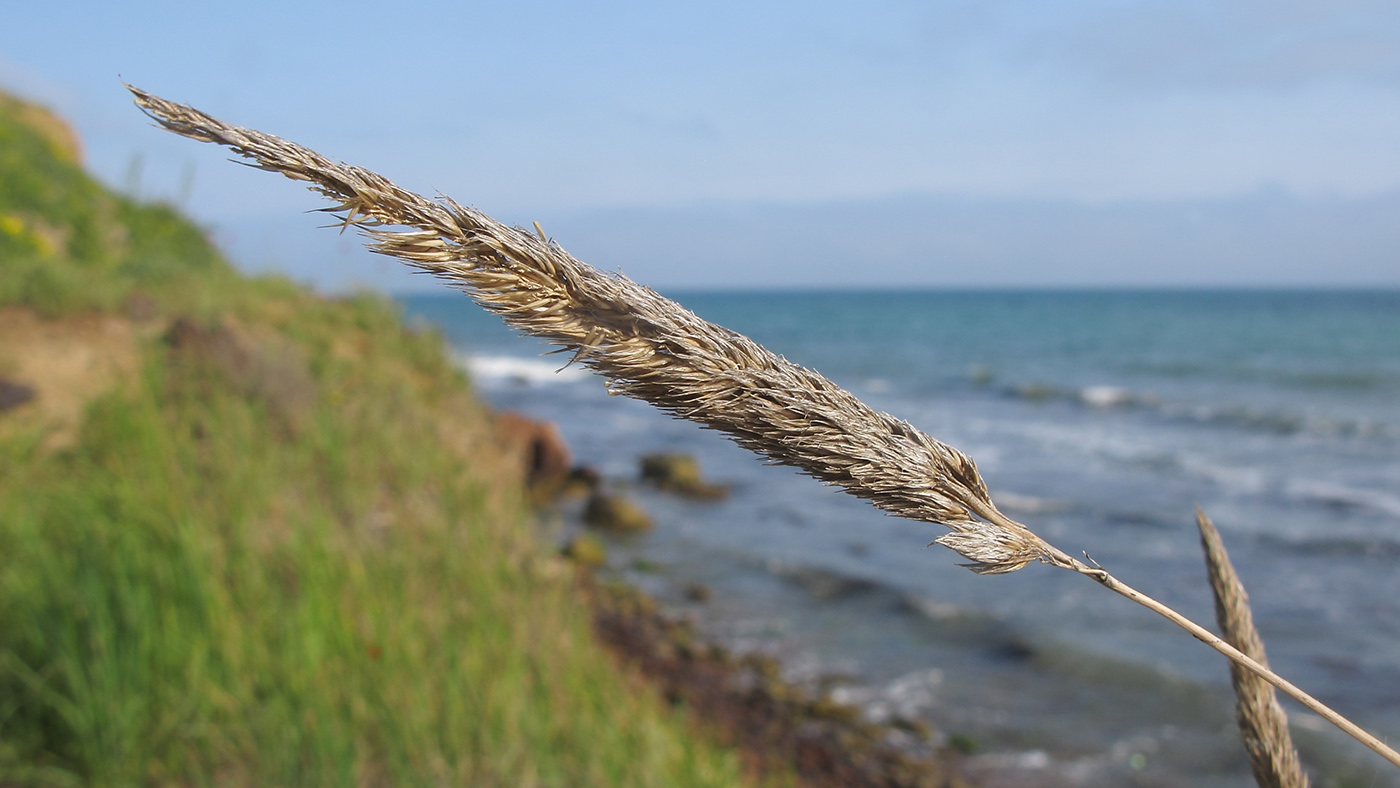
[494,410,573,494]
[562,533,608,567]
[640,453,728,500]
[583,490,653,533]
[0,379,36,412]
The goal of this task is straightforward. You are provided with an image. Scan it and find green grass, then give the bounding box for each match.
[0,91,235,316]
[0,92,762,787]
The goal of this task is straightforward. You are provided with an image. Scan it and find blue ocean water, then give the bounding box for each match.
[400,289,1400,787]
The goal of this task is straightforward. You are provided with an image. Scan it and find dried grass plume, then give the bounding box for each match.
[126,84,1400,774]
[1197,508,1309,788]
[125,85,1061,576]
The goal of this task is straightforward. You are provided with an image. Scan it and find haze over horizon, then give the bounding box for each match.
[4,1,1399,291]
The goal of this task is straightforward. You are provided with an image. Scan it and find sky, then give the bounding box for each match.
[3,0,1399,290]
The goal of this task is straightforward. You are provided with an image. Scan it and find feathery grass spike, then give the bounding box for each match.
[125,85,1050,575]
[127,84,1400,772]
[1197,508,1309,788]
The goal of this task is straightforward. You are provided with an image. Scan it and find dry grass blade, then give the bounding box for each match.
[1197,508,1309,788]
[126,84,1400,773]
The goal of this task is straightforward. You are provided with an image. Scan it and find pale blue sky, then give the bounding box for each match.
[3,1,1399,289]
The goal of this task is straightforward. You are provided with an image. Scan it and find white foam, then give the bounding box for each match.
[971,750,1052,770]
[456,354,594,386]
[1175,453,1269,495]
[903,593,963,621]
[1080,385,1135,408]
[1285,480,1400,519]
[829,668,945,725]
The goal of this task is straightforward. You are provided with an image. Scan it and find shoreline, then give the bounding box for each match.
[582,572,971,788]
[496,410,971,786]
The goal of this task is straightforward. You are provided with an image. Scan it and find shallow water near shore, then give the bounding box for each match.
[401,289,1400,787]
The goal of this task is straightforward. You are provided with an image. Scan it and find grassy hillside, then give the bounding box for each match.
[0,91,757,787]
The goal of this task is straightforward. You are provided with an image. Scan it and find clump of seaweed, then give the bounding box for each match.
[127,85,1400,775]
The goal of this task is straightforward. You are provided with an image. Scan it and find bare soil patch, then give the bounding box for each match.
[0,307,152,448]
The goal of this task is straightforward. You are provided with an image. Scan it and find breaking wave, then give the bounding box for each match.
[456,354,595,387]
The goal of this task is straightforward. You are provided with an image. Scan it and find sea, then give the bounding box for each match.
[399,289,1400,788]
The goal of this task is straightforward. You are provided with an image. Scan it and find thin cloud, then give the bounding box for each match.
[983,0,1400,89]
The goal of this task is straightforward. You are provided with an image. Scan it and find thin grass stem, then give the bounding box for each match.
[1063,554,1398,770]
